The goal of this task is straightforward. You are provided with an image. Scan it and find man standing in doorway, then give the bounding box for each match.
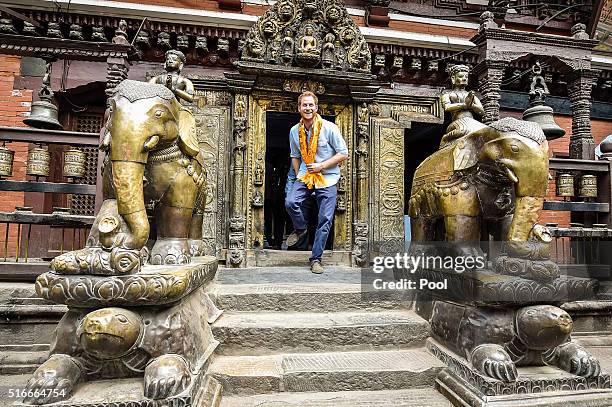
[285,91,348,274]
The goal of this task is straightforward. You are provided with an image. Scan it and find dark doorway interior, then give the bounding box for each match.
[404,122,446,216]
[264,112,335,251]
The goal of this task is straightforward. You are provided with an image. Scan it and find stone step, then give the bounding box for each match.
[0,345,49,374]
[220,388,452,407]
[215,266,363,285]
[209,348,445,395]
[245,250,351,267]
[213,282,410,312]
[0,373,31,404]
[212,310,429,355]
[0,305,64,346]
[0,282,40,303]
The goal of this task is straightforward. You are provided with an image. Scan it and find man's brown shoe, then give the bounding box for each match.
[286,229,307,247]
[311,260,323,274]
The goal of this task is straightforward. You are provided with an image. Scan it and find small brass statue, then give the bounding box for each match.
[149,50,195,104]
[321,33,336,69]
[439,64,486,147]
[429,304,600,382]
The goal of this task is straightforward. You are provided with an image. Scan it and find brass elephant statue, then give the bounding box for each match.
[52,80,207,274]
[409,117,557,281]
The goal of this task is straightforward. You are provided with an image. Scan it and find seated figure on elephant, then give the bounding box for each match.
[439,64,487,148]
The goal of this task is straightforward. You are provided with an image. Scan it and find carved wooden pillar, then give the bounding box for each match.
[474,60,506,124]
[353,103,370,266]
[568,69,597,159]
[224,73,255,267]
[105,56,130,96]
[227,93,248,267]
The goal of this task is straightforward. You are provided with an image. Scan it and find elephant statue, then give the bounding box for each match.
[408,117,557,281]
[51,79,207,275]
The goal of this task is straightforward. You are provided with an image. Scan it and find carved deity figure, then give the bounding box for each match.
[439,64,486,147]
[298,26,318,54]
[245,35,265,60]
[149,50,195,104]
[281,29,295,64]
[321,33,336,69]
[295,25,321,67]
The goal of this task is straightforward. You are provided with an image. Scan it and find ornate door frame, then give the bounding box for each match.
[241,92,354,266]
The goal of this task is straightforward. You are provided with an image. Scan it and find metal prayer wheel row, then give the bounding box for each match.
[0,145,86,179]
[556,173,598,198]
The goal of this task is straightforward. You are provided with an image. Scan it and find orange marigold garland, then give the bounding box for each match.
[298,113,327,189]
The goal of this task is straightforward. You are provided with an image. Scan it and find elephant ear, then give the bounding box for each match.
[453,135,483,171]
[178,108,200,158]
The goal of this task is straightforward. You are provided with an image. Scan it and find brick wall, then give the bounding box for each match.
[0,55,32,254]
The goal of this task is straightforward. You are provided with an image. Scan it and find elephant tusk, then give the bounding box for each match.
[505,166,519,183]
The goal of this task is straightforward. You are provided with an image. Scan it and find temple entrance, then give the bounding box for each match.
[404,121,445,240]
[264,112,334,251]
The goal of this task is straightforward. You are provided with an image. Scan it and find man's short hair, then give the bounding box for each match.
[298,91,318,106]
[166,49,186,63]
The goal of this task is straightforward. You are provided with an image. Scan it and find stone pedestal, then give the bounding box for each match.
[430,339,612,407]
[411,266,611,405]
[19,257,221,407]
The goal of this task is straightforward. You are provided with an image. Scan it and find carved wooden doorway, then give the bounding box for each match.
[244,93,354,263]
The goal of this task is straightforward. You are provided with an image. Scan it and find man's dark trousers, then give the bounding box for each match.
[285,180,336,262]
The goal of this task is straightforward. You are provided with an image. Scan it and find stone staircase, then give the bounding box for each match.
[208,265,451,406]
[0,282,62,378]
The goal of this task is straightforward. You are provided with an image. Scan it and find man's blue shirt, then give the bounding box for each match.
[289,118,348,188]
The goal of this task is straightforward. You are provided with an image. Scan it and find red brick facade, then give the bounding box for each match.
[0,56,32,252]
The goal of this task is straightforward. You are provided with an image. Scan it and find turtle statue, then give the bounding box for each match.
[431,302,601,382]
[22,290,214,405]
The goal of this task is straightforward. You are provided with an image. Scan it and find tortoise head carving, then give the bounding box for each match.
[77,307,143,359]
[515,305,572,350]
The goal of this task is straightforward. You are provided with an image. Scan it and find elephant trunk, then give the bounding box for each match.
[112,161,149,250]
[507,196,543,242]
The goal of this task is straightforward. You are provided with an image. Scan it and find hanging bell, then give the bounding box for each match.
[578,174,597,198]
[556,173,574,197]
[522,62,565,140]
[23,58,62,130]
[23,90,63,130]
[63,148,87,179]
[523,104,566,141]
[27,146,51,177]
[0,146,15,178]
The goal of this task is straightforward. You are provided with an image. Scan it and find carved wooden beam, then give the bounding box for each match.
[366,5,390,27]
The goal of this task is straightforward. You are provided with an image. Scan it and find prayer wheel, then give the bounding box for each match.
[26,146,50,177]
[0,146,15,177]
[555,173,574,197]
[578,174,597,198]
[63,148,87,178]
